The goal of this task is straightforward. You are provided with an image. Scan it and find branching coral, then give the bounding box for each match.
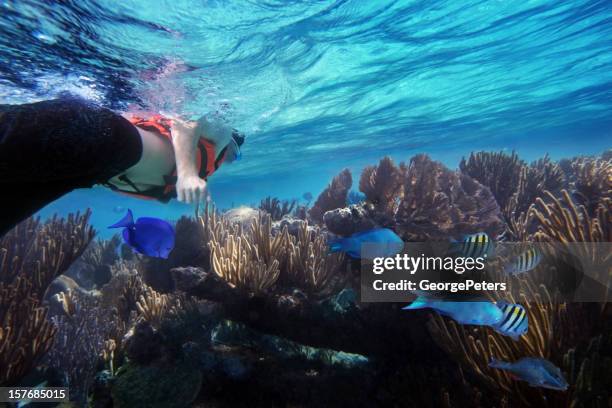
[286,221,345,297]
[207,213,284,294]
[45,290,117,405]
[0,277,56,385]
[459,150,524,212]
[309,168,352,223]
[0,212,94,386]
[529,190,611,306]
[201,206,346,298]
[397,154,504,241]
[136,287,172,328]
[259,196,298,221]
[359,156,402,216]
[0,211,94,297]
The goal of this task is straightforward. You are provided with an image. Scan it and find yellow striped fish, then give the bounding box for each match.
[493,302,528,340]
[455,232,494,258]
[505,247,541,275]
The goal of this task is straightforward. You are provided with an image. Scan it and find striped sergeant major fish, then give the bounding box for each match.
[492,302,528,340]
[452,232,495,259]
[505,247,541,275]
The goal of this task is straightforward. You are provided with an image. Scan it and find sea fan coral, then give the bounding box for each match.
[569,157,612,215]
[309,168,352,223]
[359,156,402,215]
[397,154,504,241]
[459,150,524,212]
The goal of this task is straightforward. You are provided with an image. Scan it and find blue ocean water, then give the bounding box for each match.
[1,0,611,237]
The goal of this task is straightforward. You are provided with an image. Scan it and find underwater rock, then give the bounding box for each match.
[91,370,115,408]
[322,205,376,236]
[309,168,353,223]
[328,288,357,314]
[170,266,208,292]
[124,321,167,364]
[272,215,317,237]
[111,361,202,408]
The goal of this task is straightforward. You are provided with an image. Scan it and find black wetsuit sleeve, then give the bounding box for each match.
[0,97,142,185]
[0,97,143,236]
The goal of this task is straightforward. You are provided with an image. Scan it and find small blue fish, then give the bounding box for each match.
[489,357,568,391]
[16,381,47,408]
[505,247,541,275]
[329,228,404,259]
[109,210,175,259]
[451,232,495,259]
[492,302,528,340]
[402,297,504,326]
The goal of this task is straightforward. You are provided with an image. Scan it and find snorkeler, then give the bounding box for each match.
[0,97,244,236]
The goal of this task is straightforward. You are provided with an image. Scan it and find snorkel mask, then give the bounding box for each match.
[226,129,244,162]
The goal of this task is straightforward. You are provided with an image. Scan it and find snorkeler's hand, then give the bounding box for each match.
[176,175,207,204]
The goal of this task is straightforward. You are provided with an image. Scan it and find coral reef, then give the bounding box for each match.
[1,150,605,407]
[309,168,353,223]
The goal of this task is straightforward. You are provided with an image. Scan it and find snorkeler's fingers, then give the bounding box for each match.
[178,188,186,203]
[198,185,206,204]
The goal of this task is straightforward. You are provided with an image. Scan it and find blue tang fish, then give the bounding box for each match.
[109,210,175,259]
[489,357,568,391]
[329,228,404,259]
[492,302,528,340]
[403,296,504,326]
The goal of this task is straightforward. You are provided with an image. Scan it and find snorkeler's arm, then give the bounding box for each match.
[171,119,207,204]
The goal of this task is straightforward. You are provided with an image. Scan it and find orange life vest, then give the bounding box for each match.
[104,114,227,202]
